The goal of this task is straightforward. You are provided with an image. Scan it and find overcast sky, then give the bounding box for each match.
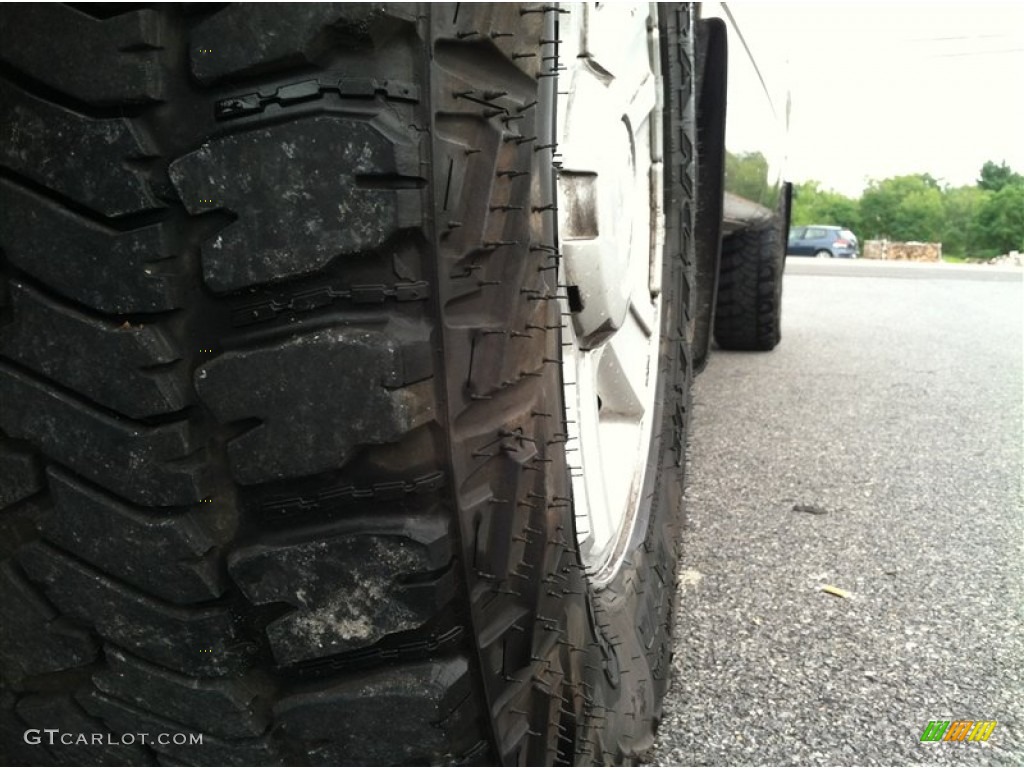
[728,2,1024,197]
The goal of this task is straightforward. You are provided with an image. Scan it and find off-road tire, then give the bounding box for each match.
[0,3,696,765]
[712,189,790,351]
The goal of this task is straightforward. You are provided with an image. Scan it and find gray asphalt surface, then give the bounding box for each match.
[645,259,1023,766]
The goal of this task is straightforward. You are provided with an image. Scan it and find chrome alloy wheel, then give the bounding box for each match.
[557,3,665,586]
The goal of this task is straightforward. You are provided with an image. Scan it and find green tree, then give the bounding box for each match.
[941,185,990,258]
[791,163,1024,259]
[973,183,1024,254]
[977,160,1024,192]
[791,181,861,232]
[894,188,945,242]
[725,151,768,204]
[859,174,944,241]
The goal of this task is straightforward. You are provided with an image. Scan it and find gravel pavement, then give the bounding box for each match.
[644,260,1023,766]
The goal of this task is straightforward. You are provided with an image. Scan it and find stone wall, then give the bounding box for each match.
[862,240,942,262]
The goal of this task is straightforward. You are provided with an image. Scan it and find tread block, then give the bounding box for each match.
[274,657,470,765]
[0,180,181,314]
[80,690,282,767]
[45,468,229,604]
[0,282,190,419]
[195,325,433,485]
[0,562,98,680]
[189,3,416,85]
[0,365,206,506]
[0,5,166,105]
[18,693,157,767]
[229,518,451,665]
[0,80,158,217]
[0,437,42,508]
[92,646,271,739]
[168,116,421,292]
[18,542,246,677]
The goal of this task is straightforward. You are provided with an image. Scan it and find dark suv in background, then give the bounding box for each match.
[788,225,860,258]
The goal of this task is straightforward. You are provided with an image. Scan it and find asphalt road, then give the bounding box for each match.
[645,259,1023,766]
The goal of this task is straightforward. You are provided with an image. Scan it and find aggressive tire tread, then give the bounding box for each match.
[1,3,698,765]
[0,4,167,106]
[0,79,159,218]
[0,179,181,314]
[713,193,788,351]
[1,4,488,764]
[0,281,190,419]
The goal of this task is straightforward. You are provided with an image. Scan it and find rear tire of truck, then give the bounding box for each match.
[0,3,695,765]
[712,187,790,351]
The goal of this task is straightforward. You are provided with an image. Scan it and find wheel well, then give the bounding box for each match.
[693,16,728,373]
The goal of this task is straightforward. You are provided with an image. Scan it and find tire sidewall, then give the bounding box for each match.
[565,4,695,759]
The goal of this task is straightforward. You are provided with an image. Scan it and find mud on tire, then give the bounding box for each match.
[0,3,697,765]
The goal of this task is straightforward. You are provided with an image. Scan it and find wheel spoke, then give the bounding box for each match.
[597,318,649,419]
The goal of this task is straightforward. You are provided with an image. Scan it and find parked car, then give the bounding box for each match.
[0,3,789,765]
[788,225,860,258]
